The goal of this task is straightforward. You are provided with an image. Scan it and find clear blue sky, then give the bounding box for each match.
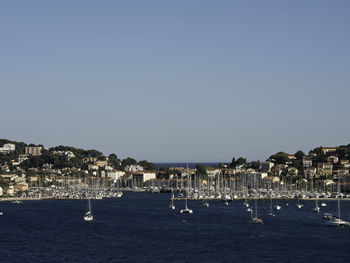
[1,1,349,162]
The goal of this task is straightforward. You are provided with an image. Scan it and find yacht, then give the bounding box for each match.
[84,198,94,221]
[320,202,326,207]
[324,180,350,227]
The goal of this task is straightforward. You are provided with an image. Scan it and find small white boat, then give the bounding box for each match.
[0,211,3,215]
[224,201,229,206]
[313,206,320,213]
[12,200,23,204]
[276,205,281,210]
[84,199,94,221]
[321,202,326,207]
[246,207,252,212]
[180,207,193,214]
[297,204,303,208]
[116,191,123,198]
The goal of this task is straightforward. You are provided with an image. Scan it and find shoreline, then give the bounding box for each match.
[1,196,349,202]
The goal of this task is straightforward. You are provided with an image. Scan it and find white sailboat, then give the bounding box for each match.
[180,164,193,214]
[275,200,281,210]
[313,196,320,213]
[325,180,350,227]
[169,190,175,210]
[84,198,94,221]
[297,197,303,209]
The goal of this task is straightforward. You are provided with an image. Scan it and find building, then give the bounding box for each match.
[261,161,274,172]
[130,172,156,188]
[95,160,108,167]
[25,146,42,156]
[287,167,298,177]
[0,143,15,154]
[61,151,75,162]
[106,170,125,181]
[321,147,338,154]
[125,164,144,172]
[317,163,333,177]
[302,157,312,168]
[327,155,339,164]
[304,167,317,178]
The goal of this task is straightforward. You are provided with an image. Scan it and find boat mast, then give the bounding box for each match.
[337,178,341,220]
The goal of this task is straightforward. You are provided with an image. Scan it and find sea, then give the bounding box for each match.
[1,192,350,263]
[155,162,221,169]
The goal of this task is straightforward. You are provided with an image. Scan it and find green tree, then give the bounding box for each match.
[122,157,137,167]
[195,164,207,177]
[294,150,305,160]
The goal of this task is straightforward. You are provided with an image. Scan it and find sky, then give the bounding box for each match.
[1,0,350,162]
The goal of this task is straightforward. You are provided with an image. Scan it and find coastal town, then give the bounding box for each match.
[0,139,349,200]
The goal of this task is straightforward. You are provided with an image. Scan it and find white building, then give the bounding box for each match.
[0,143,15,154]
[131,172,156,188]
[125,165,144,172]
[106,170,125,180]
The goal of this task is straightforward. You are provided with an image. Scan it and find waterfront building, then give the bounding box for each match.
[129,172,156,188]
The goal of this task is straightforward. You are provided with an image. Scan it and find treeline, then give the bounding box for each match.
[0,139,157,172]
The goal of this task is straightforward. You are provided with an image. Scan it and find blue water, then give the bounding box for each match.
[155,162,221,168]
[1,193,350,263]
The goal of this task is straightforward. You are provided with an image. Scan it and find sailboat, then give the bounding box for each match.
[169,190,175,210]
[84,198,94,221]
[180,165,193,214]
[297,197,303,208]
[320,201,326,207]
[249,199,263,224]
[275,200,281,210]
[325,180,350,227]
[313,196,320,213]
[12,200,23,204]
